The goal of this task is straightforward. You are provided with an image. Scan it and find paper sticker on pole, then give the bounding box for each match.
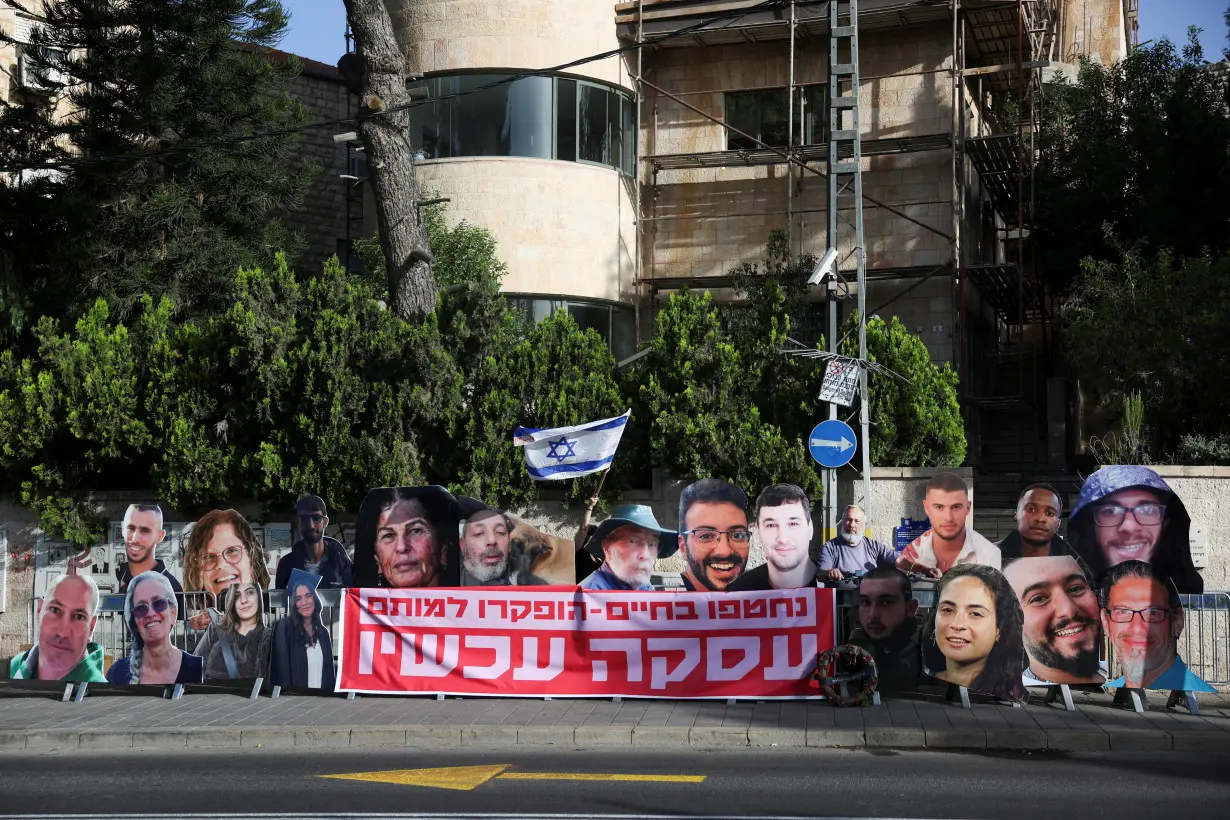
[818,359,860,407]
[809,420,856,469]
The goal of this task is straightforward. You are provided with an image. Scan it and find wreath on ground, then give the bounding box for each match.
[813,644,878,706]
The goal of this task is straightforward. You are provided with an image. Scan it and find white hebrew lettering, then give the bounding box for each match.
[706,636,760,682]
[647,637,700,690]
[399,633,460,678]
[764,634,818,680]
[359,631,376,675]
[513,637,565,681]
[463,635,511,680]
[589,638,643,683]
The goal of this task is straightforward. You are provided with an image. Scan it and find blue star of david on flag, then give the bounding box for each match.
[513,410,631,481]
[546,436,577,463]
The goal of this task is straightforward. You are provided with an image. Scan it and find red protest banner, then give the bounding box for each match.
[337,587,836,698]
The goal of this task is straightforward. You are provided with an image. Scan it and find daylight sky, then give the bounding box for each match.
[275,0,1228,66]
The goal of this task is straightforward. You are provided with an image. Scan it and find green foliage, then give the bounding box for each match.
[1061,250,1230,453]
[1035,35,1230,291]
[0,0,316,331]
[1089,391,1148,466]
[0,254,461,544]
[838,314,966,467]
[456,311,625,509]
[1174,433,1230,466]
[635,288,823,500]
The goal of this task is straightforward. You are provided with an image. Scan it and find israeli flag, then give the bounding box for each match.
[513,410,631,481]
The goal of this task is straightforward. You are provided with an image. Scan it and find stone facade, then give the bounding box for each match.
[415,157,637,301]
[645,24,958,275]
[388,0,627,87]
[276,53,364,277]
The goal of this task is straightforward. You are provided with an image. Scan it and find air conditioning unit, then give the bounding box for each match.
[17,45,68,92]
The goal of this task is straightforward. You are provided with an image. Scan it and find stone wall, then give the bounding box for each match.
[644,22,956,281]
[1058,0,1129,66]
[281,58,362,277]
[389,0,628,88]
[415,157,637,301]
[1149,467,1230,592]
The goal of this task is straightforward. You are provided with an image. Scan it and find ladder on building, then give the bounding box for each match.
[824,0,872,533]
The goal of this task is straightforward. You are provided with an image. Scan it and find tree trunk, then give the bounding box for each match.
[343,0,436,321]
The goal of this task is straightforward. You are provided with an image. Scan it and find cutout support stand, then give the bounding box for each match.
[1166,689,1200,715]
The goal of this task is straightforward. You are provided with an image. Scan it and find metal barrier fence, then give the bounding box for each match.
[17,588,1230,689]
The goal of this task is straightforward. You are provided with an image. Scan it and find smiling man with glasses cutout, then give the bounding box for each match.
[1099,560,1213,692]
[676,479,751,592]
[1069,465,1204,594]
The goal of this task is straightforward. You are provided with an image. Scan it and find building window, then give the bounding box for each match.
[508,296,636,361]
[409,73,635,176]
[724,85,828,150]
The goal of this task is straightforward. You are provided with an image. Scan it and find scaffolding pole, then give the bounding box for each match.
[786,0,796,253]
[825,0,871,534]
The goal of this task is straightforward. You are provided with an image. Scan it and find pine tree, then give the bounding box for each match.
[0,0,316,331]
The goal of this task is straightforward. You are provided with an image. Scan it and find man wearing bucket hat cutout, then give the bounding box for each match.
[579,505,677,591]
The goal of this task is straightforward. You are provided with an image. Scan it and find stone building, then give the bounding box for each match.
[259,48,368,277]
[387,0,1136,476]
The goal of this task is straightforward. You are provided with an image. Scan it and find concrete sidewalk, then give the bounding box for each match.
[1,686,1229,754]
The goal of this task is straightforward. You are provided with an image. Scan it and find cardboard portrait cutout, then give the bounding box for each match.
[923,563,1027,703]
[578,504,676,591]
[116,502,180,595]
[456,497,574,586]
[180,509,272,631]
[191,582,273,682]
[10,574,107,683]
[1003,556,1106,686]
[271,569,335,691]
[897,472,1002,576]
[846,566,923,695]
[728,483,818,592]
[1099,560,1214,693]
[106,570,204,686]
[276,494,353,590]
[353,486,460,588]
[1069,465,1203,593]
[676,478,751,592]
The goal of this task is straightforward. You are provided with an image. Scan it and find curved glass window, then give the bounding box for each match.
[508,296,637,361]
[409,73,636,176]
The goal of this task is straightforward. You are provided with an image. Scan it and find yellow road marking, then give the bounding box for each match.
[496,773,706,783]
[320,764,510,791]
[319,765,706,790]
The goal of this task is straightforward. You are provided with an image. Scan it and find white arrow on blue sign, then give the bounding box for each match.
[808,419,857,469]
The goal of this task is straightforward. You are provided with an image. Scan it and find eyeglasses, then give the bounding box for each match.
[684,528,752,545]
[299,513,324,524]
[1093,502,1165,527]
[1106,606,1171,624]
[201,545,245,570]
[132,597,174,621]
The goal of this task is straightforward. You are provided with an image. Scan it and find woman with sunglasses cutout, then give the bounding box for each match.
[106,571,204,685]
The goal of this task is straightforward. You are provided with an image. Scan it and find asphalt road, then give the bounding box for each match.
[0,746,1227,819]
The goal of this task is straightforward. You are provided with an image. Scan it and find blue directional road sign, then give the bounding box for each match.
[808,419,856,469]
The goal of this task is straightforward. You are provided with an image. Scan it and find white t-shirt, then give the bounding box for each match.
[304,560,322,576]
[305,641,324,689]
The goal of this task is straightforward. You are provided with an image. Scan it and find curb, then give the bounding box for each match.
[2,723,1229,754]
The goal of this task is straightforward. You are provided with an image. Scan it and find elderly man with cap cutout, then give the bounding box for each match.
[579,504,677,591]
[275,494,353,590]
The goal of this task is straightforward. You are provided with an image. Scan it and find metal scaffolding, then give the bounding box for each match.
[616,0,1094,483]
